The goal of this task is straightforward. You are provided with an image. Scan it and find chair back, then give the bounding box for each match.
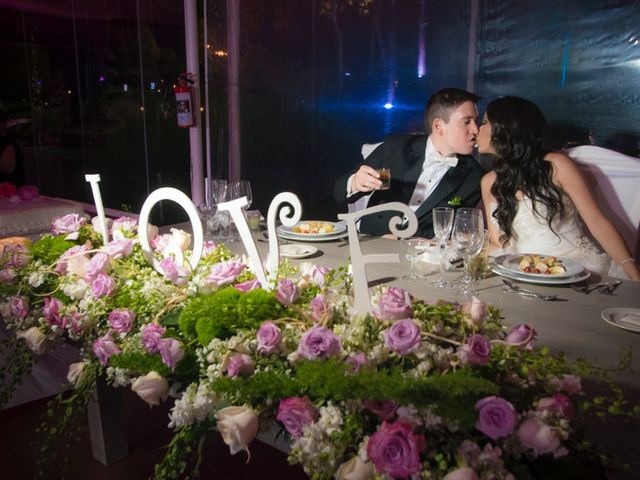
[566,145,640,258]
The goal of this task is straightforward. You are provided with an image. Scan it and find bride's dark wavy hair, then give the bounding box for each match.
[487,96,565,246]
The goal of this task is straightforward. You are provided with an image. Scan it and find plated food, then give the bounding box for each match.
[292,221,335,235]
[518,254,566,275]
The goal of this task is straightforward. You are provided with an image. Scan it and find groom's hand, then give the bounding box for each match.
[351,165,382,193]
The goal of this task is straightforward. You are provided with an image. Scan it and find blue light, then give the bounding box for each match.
[384,102,393,109]
[344,72,351,76]
[150,82,156,90]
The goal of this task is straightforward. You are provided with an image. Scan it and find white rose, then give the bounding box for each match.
[215,405,259,455]
[443,467,480,480]
[335,456,375,480]
[169,228,192,252]
[66,361,87,385]
[66,254,90,277]
[16,327,48,354]
[147,223,159,241]
[131,371,169,406]
[463,296,486,326]
[91,216,113,233]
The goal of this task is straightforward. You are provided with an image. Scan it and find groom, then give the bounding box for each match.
[333,88,485,238]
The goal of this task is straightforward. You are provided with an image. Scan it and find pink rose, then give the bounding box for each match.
[384,319,421,355]
[0,268,16,283]
[276,397,318,438]
[17,185,39,201]
[160,257,189,285]
[506,324,537,349]
[517,418,561,455]
[256,321,282,354]
[206,258,245,286]
[346,352,368,374]
[234,279,261,292]
[103,239,134,259]
[92,273,115,298]
[43,297,66,328]
[84,252,111,281]
[475,396,517,440]
[367,421,423,478]
[111,216,138,238]
[159,338,185,371]
[373,287,413,321]
[52,213,86,235]
[310,294,330,322]
[363,399,398,420]
[9,295,29,319]
[296,325,341,360]
[537,393,574,419]
[3,243,29,268]
[459,334,491,366]
[275,279,299,306]
[225,353,256,377]
[141,322,166,353]
[92,333,121,365]
[108,308,136,334]
[549,374,581,395]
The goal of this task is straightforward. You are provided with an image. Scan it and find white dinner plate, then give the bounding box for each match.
[494,253,584,279]
[279,243,319,259]
[277,221,347,242]
[601,308,640,334]
[491,262,590,285]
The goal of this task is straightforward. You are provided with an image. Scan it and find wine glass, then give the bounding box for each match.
[452,208,484,297]
[231,180,253,210]
[430,207,454,287]
[402,237,431,282]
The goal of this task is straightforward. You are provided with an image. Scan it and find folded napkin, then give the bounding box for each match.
[416,245,460,267]
[618,313,640,328]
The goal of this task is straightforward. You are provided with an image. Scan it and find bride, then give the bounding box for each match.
[477,96,640,281]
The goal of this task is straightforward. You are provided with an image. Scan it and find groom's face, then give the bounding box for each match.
[433,101,479,157]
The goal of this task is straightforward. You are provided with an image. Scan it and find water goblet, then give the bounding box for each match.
[452,209,484,297]
[430,207,454,287]
[402,237,431,282]
[231,180,253,210]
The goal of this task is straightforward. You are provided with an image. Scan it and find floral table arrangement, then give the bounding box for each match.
[0,213,638,479]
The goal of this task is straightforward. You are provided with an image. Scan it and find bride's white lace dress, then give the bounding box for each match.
[489,195,621,277]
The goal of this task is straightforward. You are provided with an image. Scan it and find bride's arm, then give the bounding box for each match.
[549,152,640,281]
[481,172,502,252]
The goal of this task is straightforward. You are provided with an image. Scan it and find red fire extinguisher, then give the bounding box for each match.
[175,72,195,128]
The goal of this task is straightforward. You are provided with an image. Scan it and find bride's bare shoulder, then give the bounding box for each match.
[481,170,496,187]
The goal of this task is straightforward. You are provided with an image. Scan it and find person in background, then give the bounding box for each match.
[0,115,26,185]
[478,96,639,281]
[333,88,485,238]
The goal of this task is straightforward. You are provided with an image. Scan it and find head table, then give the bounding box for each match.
[7,223,640,475]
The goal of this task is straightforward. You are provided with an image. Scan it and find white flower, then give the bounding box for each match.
[131,371,169,406]
[66,253,90,277]
[146,223,159,241]
[335,456,375,480]
[16,327,49,354]
[169,382,217,428]
[66,361,88,385]
[91,216,113,233]
[169,228,192,252]
[28,271,45,287]
[62,279,90,300]
[215,405,259,456]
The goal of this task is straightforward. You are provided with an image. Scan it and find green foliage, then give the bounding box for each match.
[211,359,498,426]
[110,351,171,377]
[35,362,99,479]
[30,235,74,264]
[153,422,214,480]
[0,336,35,408]
[180,287,282,347]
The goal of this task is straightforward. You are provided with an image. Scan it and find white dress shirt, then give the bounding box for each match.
[407,136,457,211]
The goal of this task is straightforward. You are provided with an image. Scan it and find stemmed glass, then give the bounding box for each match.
[402,237,431,282]
[452,208,485,297]
[430,207,454,287]
[231,180,253,210]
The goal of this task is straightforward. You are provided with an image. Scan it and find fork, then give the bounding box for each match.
[502,279,559,301]
[572,280,618,295]
[598,280,622,295]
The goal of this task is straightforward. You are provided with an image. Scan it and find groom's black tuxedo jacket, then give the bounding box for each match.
[333,134,485,238]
